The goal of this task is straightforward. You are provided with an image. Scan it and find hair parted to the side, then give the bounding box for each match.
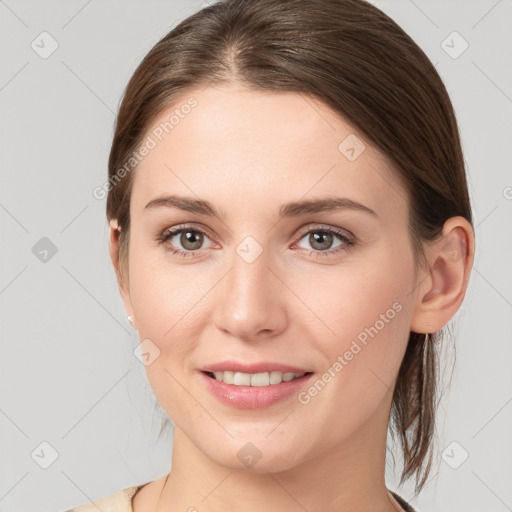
[106,0,473,495]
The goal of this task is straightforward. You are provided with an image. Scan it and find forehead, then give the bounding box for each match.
[130,84,407,219]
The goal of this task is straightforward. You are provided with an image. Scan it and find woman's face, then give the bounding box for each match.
[115,84,422,472]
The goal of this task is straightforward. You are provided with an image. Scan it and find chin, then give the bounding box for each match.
[203,438,305,474]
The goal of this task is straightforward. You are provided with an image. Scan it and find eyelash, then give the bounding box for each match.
[156,224,355,259]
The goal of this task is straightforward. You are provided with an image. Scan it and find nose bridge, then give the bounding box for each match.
[213,236,287,339]
[232,243,270,300]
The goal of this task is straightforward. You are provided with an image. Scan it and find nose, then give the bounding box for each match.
[212,244,288,342]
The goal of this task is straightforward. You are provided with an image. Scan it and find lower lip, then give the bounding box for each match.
[199,371,314,409]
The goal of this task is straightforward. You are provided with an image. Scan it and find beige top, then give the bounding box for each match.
[66,484,145,512]
[66,484,416,512]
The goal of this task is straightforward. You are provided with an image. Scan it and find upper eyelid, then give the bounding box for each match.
[294,223,353,239]
[163,223,216,241]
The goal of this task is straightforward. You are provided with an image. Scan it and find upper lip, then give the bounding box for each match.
[201,361,312,374]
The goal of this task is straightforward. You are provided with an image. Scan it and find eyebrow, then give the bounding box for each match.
[144,194,377,219]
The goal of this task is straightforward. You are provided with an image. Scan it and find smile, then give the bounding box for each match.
[199,370,315,409]
[204,370,311,386]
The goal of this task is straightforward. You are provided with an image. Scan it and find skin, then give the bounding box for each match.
[108,84,474,512]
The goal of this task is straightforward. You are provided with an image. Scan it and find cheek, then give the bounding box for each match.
[299,245,414,389]
[129,247,205,337]
[128,250,212,390]
[129,259,203,422]
[291,276,412,439]
[297,250,412,337]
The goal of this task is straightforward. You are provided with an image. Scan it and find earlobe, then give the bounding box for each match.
[411,216,474,333]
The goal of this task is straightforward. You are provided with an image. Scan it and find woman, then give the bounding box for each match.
[69,0,474,510]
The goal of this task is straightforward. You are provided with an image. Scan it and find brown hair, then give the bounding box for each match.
[106,0,473,494]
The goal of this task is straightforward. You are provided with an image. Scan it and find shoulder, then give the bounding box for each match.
[66,483,146,512]
[389,490,418,512]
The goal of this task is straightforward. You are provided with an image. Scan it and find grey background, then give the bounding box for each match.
[1,0,511,511]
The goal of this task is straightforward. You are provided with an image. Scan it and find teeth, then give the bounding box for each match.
[209,370,306,386]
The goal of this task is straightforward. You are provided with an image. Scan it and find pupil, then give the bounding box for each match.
[310,232,332,250]
[181,231,203,250]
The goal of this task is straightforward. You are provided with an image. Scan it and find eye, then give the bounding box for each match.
[157,224,355,259]
[157,225,213,258]
[294,226,355,258]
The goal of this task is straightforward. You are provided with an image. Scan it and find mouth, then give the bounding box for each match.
[199,365,315,408]
[202,370,314,386]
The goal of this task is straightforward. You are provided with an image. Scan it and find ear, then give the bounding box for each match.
[410,216,475,333]
[109,219,136,329]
